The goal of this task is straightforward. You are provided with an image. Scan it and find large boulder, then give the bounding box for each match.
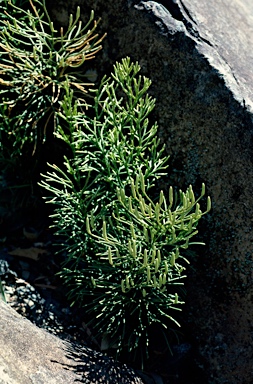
[0,300,80,384]
[46,1,253,383]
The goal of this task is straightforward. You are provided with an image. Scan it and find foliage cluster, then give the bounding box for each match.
[0,0,105,155]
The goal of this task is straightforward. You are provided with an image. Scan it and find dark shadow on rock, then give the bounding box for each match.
[60,340,146,384]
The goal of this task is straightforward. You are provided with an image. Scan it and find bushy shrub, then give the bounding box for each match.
[40,58,211,366]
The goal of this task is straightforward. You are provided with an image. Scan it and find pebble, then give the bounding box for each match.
[0,260,9,275]
[23,298,33,305]
[3,286,15,294]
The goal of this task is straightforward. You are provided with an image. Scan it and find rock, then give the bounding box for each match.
[45,1,253,383]
[0,300,144,384]
[0,300,80,384]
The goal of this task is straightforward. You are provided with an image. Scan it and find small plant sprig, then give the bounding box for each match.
[0,0,105,153]
[55,57,169,187]
[40,58,211,366]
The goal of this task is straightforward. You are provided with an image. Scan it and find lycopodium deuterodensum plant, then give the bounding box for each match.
[40,57,211,367]
[0,0,105,154]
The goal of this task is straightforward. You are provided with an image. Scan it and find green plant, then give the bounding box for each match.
[0,0,105,154]
[40,58,211,366]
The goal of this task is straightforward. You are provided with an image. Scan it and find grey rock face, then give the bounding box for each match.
[0,300,80,384]
[45,0,253,383]
[0,300,144,384]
